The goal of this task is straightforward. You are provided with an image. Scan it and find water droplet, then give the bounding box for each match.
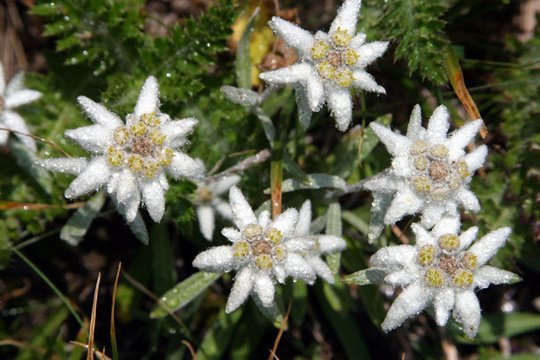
[166,72,172,78]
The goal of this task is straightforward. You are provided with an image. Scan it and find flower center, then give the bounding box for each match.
[409,141,470,201]
[106,112,174,179]
[417,235,478,288]
[310,27,359,88]
[195,187,213,203]
[233,224,288,270]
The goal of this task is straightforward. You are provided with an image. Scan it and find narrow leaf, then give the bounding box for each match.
[150,272,221,318]
[236,8,260,89]
[343,268,388,286]
[326,202,342,274]
[60,192,106,246]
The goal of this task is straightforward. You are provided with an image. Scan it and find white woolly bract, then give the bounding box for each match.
[371,219,518,337]
[0,61,42,152]
[365,105,488,240]
[38,76,204,226]
[259,0,387,131]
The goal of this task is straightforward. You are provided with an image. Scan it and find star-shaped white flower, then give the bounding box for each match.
[0,61,42,152]
[364,105,487,240]
[294,200,347,283]
[39,76,205,224]
[194,173,241,241]
[370,216,519,338]
[259,0,388,131]
[193,186,317,313]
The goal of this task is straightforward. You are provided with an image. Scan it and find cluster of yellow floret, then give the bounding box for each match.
[409,140,470,201]
[232,224,288,270]
[105,112,175,179]
[417,234,478,288]
[310,27,359,88]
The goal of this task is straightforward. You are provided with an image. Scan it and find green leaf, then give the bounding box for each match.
[343,268,387,286]
[10,139,53,195]
[150,272,221,319]
[150,223,176,295]
[265,173,347,193]
[197,307,243,360]
[326,202,342,274]
[60,191,106,246]
[342,210,370,236]
[316,283,370,360]
[454,313,540,344]
[221,85,261,107]
[236,8,260,89]
[127,212,149,245]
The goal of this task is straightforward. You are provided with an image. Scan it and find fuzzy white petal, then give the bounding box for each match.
[254,272,275,308]
[411,222,436,247]
[446,120,483,160]
[420,203,447,229]
[369,122,410,157]
[142,180,166,222]
[37,157,88,175]
[122,190,141,223]
[226,266,254,313]
[258,210,271,229]
[228,186,257,229]
[167,151,205,180]
[434,288,455,326]
[427,105,450,142]
[456,188,481,212]
[431,215,461,238]
[469,227,511,266]
[5,90,42,108]
[211,174,241,196]
[453,290,481,338]
[221,227,241,243]
[384,188,424,224]
[351,33,367,48]
[259,63,313,85]
[213,198,233,219]
[384,270,417,287]
[161,118,198,147]
[135,76,159,118]
[473,265,520,289]
[329,0,362,36]
[294,200,312,236]
[197,205,215,240]
[273,265,286,283]
[458,226,478,250]
[463,145,488,173]
[268,17,314,57]
[193,245,235,272]
[285,238,315,252]
[306,75,325,111]
[284,253,316,284]
[308,256,334,283]
[65,157,111,199]
[352,70,386,94]
[381,282,433,332]
[317,235,346,253]
[65,125,112,153]
[354,42,389,68]
[2,111,37,152]
[327,86,352,131]
[363,173,400,192]
[406,105,422,138]
[269,208,298,238]
[370,245,417,268]
[5,72,24,95]
[77,96,123,128]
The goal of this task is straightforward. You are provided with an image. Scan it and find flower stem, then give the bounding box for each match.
[270,145,283,219]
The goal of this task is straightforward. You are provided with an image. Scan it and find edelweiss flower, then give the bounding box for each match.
[370,216,519,337]
[0,61,42,152]
[39,76,204,223]
[294,200,347,283]
[194,173,241,240]
[365,105,487,238]
[193,186,317,313]
[259,0,387,131]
